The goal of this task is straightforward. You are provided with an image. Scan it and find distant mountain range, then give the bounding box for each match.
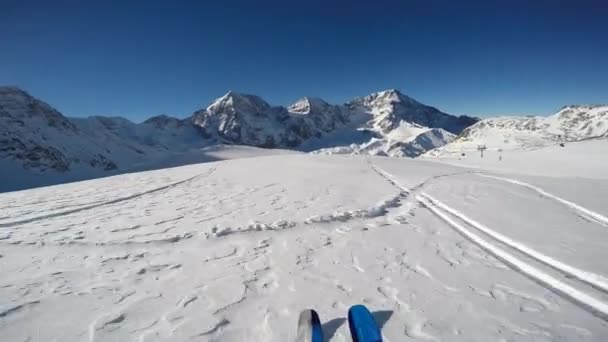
[427,105,608,158]
[1,85,606,191]
[0,87,474,174]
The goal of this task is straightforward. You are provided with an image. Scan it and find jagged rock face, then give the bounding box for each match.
[192,91,289,147]
[288,97,347,133]
[191,92,349,148]
[0,87,203,174]
[191,89,477,155]
[0,87,77,132]
[348,89,477,135]
[2,86,480,178]
[0,87,83,171]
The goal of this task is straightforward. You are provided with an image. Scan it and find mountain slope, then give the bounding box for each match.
[1,86,479,191]
[428,105,608,157]
[302,90,469,157]
[192,89,477,157]
[0,86,209,173]
[191,91,350,148]
[0,87,119,172]
[0,87,214,192]
[347,89,477,135]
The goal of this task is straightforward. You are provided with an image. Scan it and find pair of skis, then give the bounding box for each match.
[296,305,383,342]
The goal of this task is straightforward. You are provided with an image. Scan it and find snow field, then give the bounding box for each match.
[1,153,608,341]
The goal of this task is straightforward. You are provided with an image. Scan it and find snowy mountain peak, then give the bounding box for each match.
[206,91,272,114]
[288,96,332,114]
[1,86,43,108]
[352,89,421,110]
[346,89,478,135]
[0,85,29,96]
[375,88,418,104]
[0,86,76,132]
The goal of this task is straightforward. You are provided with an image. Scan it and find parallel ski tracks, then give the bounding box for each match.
[368,158,608,321]
[0,166,217,228]
[475,173,608,228]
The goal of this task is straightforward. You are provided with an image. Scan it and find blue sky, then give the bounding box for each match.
[1,0,606,121]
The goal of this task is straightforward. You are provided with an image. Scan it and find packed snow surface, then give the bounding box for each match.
[1,145,608,341]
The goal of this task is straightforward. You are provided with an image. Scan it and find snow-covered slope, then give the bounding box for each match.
[429,105,608,157]
[71,114,204,156]
[2,150,607,341]
[311,124,456,158]
[424,136,608,179]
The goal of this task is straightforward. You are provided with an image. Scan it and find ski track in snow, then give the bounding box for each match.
[2,155,607,341]
[368,158,608,322]
[418,195,608,321]
[476,173,608,228]
[421,192,608,295]
[0,167,216,229]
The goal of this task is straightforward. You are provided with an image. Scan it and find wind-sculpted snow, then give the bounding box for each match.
[2,153,608,341]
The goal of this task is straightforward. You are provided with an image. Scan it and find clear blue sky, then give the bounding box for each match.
[1,0,606,121]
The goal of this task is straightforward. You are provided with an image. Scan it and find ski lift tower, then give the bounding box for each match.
[477,144,487,158]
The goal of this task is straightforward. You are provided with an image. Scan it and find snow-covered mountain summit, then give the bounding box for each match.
[192,89,476,156]
[302,89,474,157]
[347,89,477,135]
[2,86,479,190]
[0,86,77,133]
[191,91,349,148]
[289,96,334,114]
[427,104,608,157]
[206,91,273,115]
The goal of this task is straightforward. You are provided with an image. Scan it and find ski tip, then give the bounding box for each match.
[349,304,370,314]
[298,309,321,325]
[296,309,323,342]
[348,305,383,342]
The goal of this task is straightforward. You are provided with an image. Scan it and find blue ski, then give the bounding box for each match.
[348,305,383,342]
[296,309,324,342]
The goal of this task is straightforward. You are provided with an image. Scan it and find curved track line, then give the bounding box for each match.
[0,167,216,228]
[477,173,608,228]
[369,159,608,294]
[421,192,608,295]
[417,195,608,321]
[368,159,608,321]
